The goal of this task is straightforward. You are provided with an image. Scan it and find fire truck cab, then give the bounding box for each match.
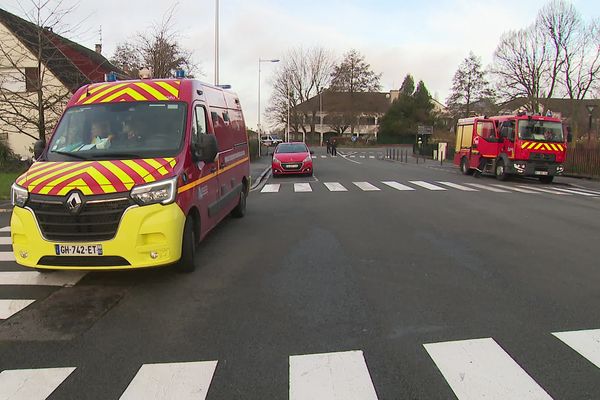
[454,113,567,183]
[10,78,250,272]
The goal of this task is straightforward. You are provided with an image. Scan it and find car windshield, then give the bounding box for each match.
[46,102,187,160]
[276,143,308,153]
[518,120,564,142]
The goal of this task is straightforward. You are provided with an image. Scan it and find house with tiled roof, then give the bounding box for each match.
[0,8,125,158]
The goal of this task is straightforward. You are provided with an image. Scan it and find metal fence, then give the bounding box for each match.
[565,144,600,178]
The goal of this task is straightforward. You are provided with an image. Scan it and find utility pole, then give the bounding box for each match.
[214,0,219,85]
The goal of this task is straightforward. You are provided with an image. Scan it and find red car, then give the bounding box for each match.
[272,142,313,176]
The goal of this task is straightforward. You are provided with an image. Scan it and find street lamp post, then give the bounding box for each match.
[214,0,219,85]
[257,58,279,157]
[586,104,597,143]
[287,80,290,143]
[319,89,324,146]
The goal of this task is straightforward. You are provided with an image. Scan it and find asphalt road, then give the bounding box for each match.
[0,148,599,399]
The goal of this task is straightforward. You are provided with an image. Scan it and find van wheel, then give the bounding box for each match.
[231,188,247,218]
[177,217,197,273]
[460,157,472,175]
[495,160,508,181]
[539,176,554,184]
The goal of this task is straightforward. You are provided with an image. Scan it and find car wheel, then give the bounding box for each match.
[495,160,508,181]
[177,217,197,273]
[539,176,554,184]
[460,157,472,175]
[231,187,247,218]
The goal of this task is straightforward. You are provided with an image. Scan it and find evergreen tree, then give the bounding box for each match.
[446,52,493,118]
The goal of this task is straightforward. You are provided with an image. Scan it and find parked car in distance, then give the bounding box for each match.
[272,142,313,177]
[260,134,283,147]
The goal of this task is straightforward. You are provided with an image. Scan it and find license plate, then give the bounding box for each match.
[55,244,103,256]
[534,171,549,175]
[286,164,299,168]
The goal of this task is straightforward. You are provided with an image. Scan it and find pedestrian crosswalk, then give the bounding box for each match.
[1,328,598,399]
[259,180,600,198]
[0,227,87,321]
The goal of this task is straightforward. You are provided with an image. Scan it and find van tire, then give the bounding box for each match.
[495,160,508,181]
[231,187,247,218]
[177,217,197,273]
[460,157,472,175]
[539,176,554,184]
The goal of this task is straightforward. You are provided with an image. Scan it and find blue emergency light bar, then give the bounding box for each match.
[217,84,231,89]
[105,71,117,82]
[175,69,186,78]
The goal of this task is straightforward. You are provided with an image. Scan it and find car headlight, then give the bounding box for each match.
[272,157,281,164]
[303,155,312,162]
[130,177,177,206]
[11,183,28,208]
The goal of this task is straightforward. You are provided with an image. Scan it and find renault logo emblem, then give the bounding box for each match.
[65,192,83,214]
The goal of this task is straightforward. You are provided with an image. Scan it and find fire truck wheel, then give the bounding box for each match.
[460,157,473,175]
[231,188,247,218]
[177,217,197,273]
[495,160,508,181]
[539,176,554,184]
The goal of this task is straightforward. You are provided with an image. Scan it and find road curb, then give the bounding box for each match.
[250,166,272,191]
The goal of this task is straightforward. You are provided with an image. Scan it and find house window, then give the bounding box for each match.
[0,68,25,92]
[25,67,40,92]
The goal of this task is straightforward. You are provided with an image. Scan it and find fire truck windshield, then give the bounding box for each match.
[46,102,187,161]
[518,120,564,142]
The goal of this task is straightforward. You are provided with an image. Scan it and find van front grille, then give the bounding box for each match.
[27,193,135,242]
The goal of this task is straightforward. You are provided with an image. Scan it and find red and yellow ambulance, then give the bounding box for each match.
[10,78,250,272]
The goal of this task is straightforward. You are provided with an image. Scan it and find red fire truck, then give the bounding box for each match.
[453,113,569,183]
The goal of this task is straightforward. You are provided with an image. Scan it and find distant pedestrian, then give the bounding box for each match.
[326,139,331,154]
[331,139,337,156]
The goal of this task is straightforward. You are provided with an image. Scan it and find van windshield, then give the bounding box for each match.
[46,102,187,161]
[518,120,564,142]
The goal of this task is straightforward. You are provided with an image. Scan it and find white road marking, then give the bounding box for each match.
[566,186,600,195]
[0,299,35,319]
[552,329,600,368]
[0,367,76,400]
[517,185,571,195]
[424,338,553,400]
[369,155,375,159]
[544,187,598,196]
[321,155,327,159]
[289,350,379,400]
[381,181,416,191]
[353,182,380,191]
[324,182,348,192]
[0,237,12,245]
[0,252,15,261]
[120,361,218,400]
[260,184,280,193]
[437,182,478,191]
[360,155,366,158]
[409,181,447,191]
[0,227,10,232]
[294,183,312,192]
[0,271,86,287]
[467,183,511,193]
[490,185,538,194]
[350,155,356,158]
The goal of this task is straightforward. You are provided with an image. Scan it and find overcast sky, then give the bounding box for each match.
[3,0,599,130]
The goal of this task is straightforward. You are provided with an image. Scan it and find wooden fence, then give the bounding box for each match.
[565,144,600,178]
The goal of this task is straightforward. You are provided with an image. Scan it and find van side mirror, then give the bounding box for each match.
[192,134,219,163]
[33,140,45,159]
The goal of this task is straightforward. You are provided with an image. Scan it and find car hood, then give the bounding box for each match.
[16,157,178,196]
[273,153,310,163]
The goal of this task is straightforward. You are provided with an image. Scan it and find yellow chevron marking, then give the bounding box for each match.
[526,142,535,150]
[534,143,544,150]
[122,160,156,183]
[100,87,147,103]
[37,166,116,195]
[155,82,179,98]
[56,178,94,196]
[557,144,564,151]
[134,83,168,100]
[521,142,530,149]
[82,83,128,105]
[144,158,169,176]
[19,162,71,184]
[99,161,135,188]
[168,158,176,168]
[549,144,558,151]
[78,83,111,102]
[26,162,93,190]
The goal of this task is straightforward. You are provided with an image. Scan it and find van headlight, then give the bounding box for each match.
[11,183,28,208]
[130,177,177,206]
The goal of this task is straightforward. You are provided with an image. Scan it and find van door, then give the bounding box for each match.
[475,119,500,158]
[190,104,220,226]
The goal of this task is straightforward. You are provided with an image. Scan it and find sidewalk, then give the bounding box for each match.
[250,156,272,189]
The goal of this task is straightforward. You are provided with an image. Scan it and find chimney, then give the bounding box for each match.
[95,43,102,54]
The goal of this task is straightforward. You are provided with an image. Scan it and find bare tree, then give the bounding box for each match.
[0,1,82,145]
[111,6,196,79]
[267,47,335,138]
[329,49,381,134]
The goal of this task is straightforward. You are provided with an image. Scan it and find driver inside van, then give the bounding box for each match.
[89,120,114,149]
